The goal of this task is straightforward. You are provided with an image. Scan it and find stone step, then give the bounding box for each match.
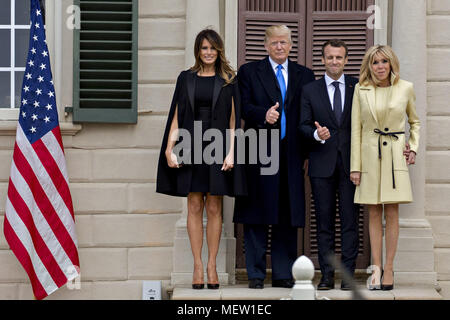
[170,283,442,300]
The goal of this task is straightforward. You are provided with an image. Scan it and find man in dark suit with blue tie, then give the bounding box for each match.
[234,25,315,289]
[299,39,359,291]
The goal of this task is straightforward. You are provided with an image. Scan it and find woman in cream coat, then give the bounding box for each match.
[350,45,420,290]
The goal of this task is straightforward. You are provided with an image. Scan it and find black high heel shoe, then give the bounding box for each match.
[381,270,394,291]
[192,266,204,289]
[207,283,220,289]
[207,267,220,289]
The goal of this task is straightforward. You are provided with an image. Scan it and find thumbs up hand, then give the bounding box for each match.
[265,102,280,125]
[315,121,330,141]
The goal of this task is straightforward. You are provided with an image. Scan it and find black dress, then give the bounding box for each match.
[190,74,215,192]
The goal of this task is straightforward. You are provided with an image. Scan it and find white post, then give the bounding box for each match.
[290,256,316,300]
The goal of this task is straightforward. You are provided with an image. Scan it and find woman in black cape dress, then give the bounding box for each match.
[156,29,246,289]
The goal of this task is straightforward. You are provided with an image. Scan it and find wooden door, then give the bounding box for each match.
[235,0,374,272]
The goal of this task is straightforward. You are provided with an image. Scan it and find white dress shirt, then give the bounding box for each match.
[268,57,288,89]
[314,73,346,143]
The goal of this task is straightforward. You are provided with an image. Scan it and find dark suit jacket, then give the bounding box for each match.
[299,75,359,178]
[233,57,315,227]
[156,70,247,197]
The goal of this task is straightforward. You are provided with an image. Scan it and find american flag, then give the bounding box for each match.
[3,0,80,300]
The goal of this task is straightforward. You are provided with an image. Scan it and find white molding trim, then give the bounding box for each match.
[225,0,238,70]
[0,120,81,135]
[374,0,390,46]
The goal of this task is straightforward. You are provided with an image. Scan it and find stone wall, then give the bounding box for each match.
[426,0,450,300]
[0,0,186,299]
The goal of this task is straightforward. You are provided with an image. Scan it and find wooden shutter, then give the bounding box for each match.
[306,0,374,77]
[303,0,373,269]
[235,0,373,273]
[72,0,138,123]
[238,0,307,67]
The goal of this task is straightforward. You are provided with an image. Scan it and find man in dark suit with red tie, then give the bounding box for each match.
[233,25,315,289]
[299,39,359,291]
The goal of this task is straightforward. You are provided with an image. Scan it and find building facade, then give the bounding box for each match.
[0,0,448,299]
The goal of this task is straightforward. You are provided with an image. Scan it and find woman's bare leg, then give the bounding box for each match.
[369,204,383,285]
[205,194,223,284]
[187,192,205,284]
[383,203,399,285]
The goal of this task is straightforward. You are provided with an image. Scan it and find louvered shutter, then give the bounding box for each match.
[72,0,138,123]
[238,0,307,67]
[306,0,375,77]
[303,0,373,269]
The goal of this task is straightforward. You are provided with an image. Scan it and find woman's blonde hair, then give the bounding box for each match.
[359,45,400,87]
[191,28,235,85]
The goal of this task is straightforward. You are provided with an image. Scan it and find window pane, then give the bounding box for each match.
[0,72,11,108]
[0,30,10,67]
[15,71,24,108]
[15,0,31,25]
[0,0,11,25]
[15,29,29,67]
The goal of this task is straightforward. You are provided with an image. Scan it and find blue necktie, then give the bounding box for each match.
[276,64,286,139]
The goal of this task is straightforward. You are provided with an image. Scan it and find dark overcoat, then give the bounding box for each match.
[156,70,247,197]
[233,57,315,227]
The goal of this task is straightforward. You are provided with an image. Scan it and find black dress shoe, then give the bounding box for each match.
[248,279,264,289]
[272,279,294,288]
[340,280,352,291]
[192,284,204,289]
[317,277,335,290]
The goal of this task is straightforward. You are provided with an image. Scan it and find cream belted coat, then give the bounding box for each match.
[350,76,420,204]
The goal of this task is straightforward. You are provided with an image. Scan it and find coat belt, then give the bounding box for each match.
[373,129,405,189]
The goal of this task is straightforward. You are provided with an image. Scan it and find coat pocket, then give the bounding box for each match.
[392,139,408,171]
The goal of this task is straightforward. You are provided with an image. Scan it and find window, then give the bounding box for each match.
[0,0,31,109]
[72,0,138,124]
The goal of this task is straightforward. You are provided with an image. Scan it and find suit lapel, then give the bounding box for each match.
[256,57,279,106]
[362,85,378,125]
[319,77,338,126]
[285,60,300,110]
[341,75,355,125]
[186,71,196,114]
[212,75,225,114]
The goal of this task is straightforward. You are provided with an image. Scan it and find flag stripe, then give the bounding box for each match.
[33,137,74,220]
[3,218,48,300]
[42,129,69,182]
[16,126,77,245]
[12,142,79,267]
[3,210,57,299]
[9,162,77,281]
[6,185,67,288]
[51,126,65,155]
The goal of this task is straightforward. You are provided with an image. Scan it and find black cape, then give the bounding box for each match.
[156,70,247,197]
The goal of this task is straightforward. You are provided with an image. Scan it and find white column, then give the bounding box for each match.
[374,0,389,46]
[171,0,231,286]
[389,0,436,286]
[184,0,221,69]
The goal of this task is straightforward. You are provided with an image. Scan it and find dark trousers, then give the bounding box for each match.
[310,153,359,278]
[244,139,298,281]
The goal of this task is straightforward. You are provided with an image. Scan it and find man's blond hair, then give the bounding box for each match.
[264,25,292,44]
